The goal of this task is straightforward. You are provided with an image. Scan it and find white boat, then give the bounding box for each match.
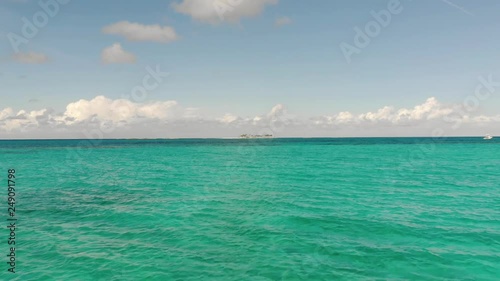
[484,134,493,140]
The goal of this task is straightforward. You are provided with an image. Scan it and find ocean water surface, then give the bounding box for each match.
[0,138,499,280]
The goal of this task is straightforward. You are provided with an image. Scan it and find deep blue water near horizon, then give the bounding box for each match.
[0,138,499,280]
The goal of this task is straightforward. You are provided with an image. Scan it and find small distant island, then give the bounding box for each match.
[239,134,273,139]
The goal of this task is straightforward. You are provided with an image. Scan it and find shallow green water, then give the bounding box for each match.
[1,138,499,280]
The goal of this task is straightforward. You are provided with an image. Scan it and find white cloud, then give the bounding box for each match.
[0,108,49,131]
[101,43,136,64]
[1,96,500,138]
[275,16,292,26]
[357,97,453,123]
[12,52,48,64]
[309,97,454,126]
[308,97,500,133]
[102,21,178,43]
[172,0,279,24]
[63,96,180,123]
[268,104,285,117]
[0,108,14,121]
[218,113,240,124]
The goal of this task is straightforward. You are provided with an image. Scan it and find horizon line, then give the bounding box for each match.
[0,135,496,141]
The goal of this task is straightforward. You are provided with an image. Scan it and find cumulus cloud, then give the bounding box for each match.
[0,96,188,135]
[0,108,14,121]
[63,96,181,124]
[12,52,48,64]
[1,96,500,138]
[101,43,136,64]
[360,97,453,123]
[218,113,240,124]
[102,21,178,43]
[310,98,457,126]
[275,16,292,26]
[0,108,50,132]
[268,104,286,117]
[172,0,279,24]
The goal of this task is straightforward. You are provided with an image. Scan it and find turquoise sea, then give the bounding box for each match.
[0,138,499,280]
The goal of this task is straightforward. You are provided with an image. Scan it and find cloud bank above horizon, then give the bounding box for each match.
[1,96,498,139]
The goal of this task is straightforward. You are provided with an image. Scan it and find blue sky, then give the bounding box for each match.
[1,0,500,138]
